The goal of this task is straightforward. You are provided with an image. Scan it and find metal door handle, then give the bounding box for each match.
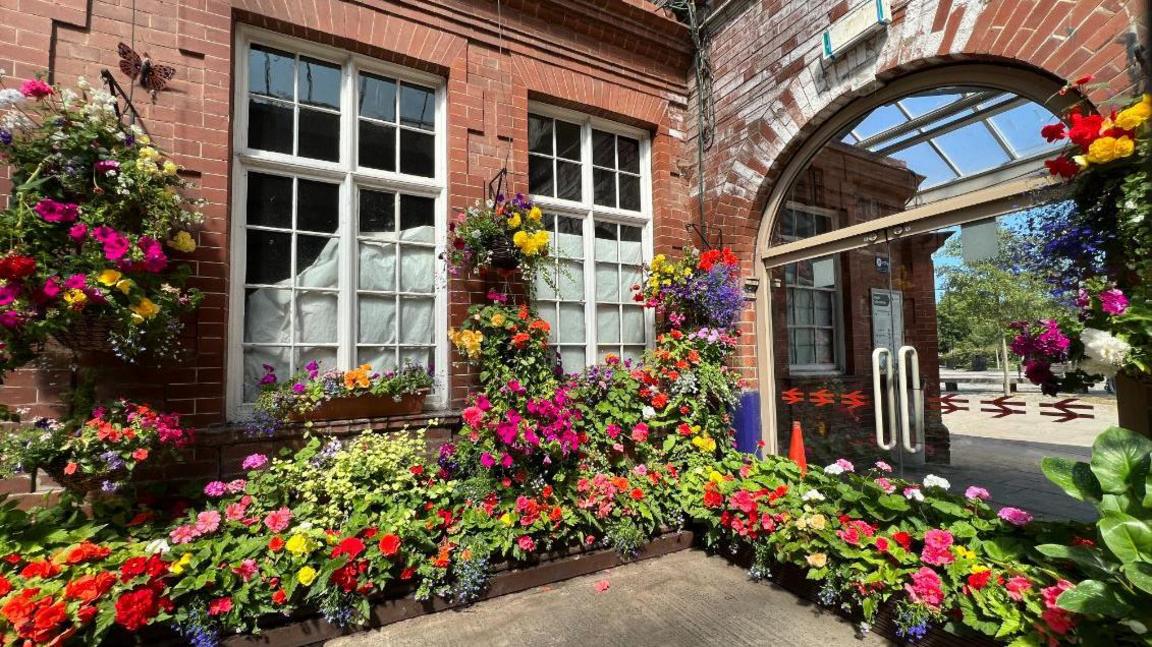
[897,345,923,453]
[871,347,896,450]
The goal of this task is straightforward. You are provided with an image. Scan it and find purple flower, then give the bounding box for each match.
[480,452,495,469]
[259,363,278,385]
[1100,289,1129,316]
[997,506,1033,526]
[241,453,268,470]
[292,382,306,394]
[33,198,79,223]
[305,360,320,379]
[0,129,11,145]
[203,481,227,497]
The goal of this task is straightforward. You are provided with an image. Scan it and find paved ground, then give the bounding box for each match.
[328,550,891,647]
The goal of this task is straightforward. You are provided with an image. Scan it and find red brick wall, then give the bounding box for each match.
[0,0,693,423]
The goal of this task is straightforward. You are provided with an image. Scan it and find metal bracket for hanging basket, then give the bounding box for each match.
[686,222,722,250]
[99,69,149,135]
[487,167,509,204]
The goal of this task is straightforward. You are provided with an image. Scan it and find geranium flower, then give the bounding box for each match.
[378,534,402,557]
[997,506,1033,526]
[964,486,990,501]
[19,79,53,98]
[263,507,292,533]
[241,453,268,470]
[905,567,944,608]
[332,537,366,560]
[922,474,950,490]
[1099,288,1129,315]
[517,535,536,552]
[920,529,955,566]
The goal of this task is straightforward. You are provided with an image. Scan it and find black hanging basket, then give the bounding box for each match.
[489,235,521,270]
[51,311,116,354]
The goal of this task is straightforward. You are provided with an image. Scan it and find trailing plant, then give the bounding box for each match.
[448,295,559,401]
[444,194,552,293]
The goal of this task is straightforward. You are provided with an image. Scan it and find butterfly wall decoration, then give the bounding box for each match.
[117,43,176,99]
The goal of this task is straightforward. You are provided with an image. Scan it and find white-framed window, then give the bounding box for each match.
[527,104,653,373]
[779,204,841,371]
[228,26,447,418]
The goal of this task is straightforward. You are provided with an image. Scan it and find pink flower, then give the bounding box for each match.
[517,535,536,552]
[605,424,621,439]
[875,477,895,494]
[905,567,944,608]
[40,277,60,301]
[920,529,954,566]
[68,223,88,242]
[207,596,233,616]
[486,289,508,304]
[64,274,86,290]
[998,506,1033,526]
[874,460,892,473]
[480,452,495,469]
[203,481,227,497]
[94,159,120,173]
[232,559,258,581]
[194,510,221,534]
[631,423,649,443]
[1005,575,1032,601]
[241,453,268,470]
[500,454,514,468]
[99,229,131,261]
[462,405,485,428]
[226,479,246,494]
[0,311,25,329]
[1100,288,1129,316]
[19,79,53,98]
[0,284,20,306]
[964,486,990,501]
[263,507,292,533]
[137,236,168,272]
[33,198,79,223]
[1041,580,1076,635]
[835,458,855,472]
[169,524,197,544]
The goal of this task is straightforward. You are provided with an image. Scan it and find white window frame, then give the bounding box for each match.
[527,102,655,370]
[780,202,844,374]
[228,26,448,420]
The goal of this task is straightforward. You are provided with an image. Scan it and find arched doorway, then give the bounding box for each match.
[753,65,1114,521]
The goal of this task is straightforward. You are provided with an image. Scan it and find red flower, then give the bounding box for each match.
[114,587,162,631]
[329,564,360,592]
[132,448,149,461]
[268,536,285,552]
[20,559,61,580]
[1,589,39,627]
[332,537,366,560]
[271,589,287,605]
[1074,74,1094,86]
[31,599,68,636]
[0,575,10,597]
[409,465,424,476]
[542,485,553,498]
[0,255,36,280]
[63,462,78,475]
[1045,156,1079,179]
[400,567,415,580]
[651,393,669,409]
[549,506,563,522]
[119,556,148,582]
[892,531,912,551]
[378,534,402,558]
[207,596,233,616]
[630,487,645,501]
[967,569,993,591]
[1067,111,1104,149]
[65,572,117,603]
[703,484,724,509]
[1040,123,1066,142]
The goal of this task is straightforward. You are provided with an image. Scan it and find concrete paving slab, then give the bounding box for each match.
[327,550,892,647]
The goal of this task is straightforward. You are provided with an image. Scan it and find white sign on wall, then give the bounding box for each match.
[822,0,891,60]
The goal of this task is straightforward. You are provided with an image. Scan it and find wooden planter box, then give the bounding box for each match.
[290,391,428,422]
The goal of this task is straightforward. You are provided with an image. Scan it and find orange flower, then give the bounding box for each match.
[530,319,550,333]
[518,305,529,321]
[511,332,531,348]
[343,364,372,389]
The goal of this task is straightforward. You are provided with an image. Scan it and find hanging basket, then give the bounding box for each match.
[488,236,521,270]
[40,459,123,496]
[51,311,115,354]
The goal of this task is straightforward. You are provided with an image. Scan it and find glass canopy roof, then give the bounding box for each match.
[839,86,1063,202]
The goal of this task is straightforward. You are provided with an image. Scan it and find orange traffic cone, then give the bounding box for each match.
[788,420,808,475]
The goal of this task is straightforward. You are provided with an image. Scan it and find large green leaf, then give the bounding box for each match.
[1056,579,1134,616]
[1099,512,1152,564]
[1090,427,1152,495]
[1035,543,1117,579]
[1042,457,1102,502]
[1124,561,1152,596]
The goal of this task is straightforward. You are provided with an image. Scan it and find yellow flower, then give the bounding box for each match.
[449,329,484,359]
[528,206,542,222]
[512,230,529,248]
[806,553,828,568]
[707,470,724,484]
[63,289,87,306]
[96,269,122,286]
[691,435,716,453]
[499,512,514,526]
[1116,101,1151,130]
[1084,136,1136,164]
[169,553,193,575]
[954,545,976,561]
[808,514,827,530]
[296,566,317,586]
[970,564,990,575]
[115,279,135,295]
[285,533,314,556]
[130,313,145,325]
[130,297,160,319]
[167,231,196,253]
[490,313,506,327]
[162,160,179,175]
[506,213,522,229]
[138,146,159,160]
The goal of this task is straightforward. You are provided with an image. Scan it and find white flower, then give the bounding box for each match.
[76,76,90,90]
[0,88,25,109]
[923,474,950,490]
[801,489,825,502]
[903,487,924,502]
[823,463,844,475]
[642,405,656,419]
[1079,327,1131,378]
[145,538,171,555]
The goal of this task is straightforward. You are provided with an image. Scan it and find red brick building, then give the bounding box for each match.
[0,0,1145,497]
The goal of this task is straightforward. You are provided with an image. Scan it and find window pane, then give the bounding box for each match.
[399,247,434,293]
[248,97,293,154]
[815,329,834,364]
[359,73,396,122]
[596,305,620,343]
[298,57,341,109]
[620,265,641,296]
[621,346,645,364]
[529,155,554,196]
[359,190,396,237]
[248,45,294,99]
[296,179,339,233]
[358,241,395,291]
[399,84,436,130]
[559,302,586,344]
[556,216,583,258]
[622,306,645,344]
[400,195,435,242]
[399,129,435,177]
[556,161,581,201]
[296,291,338,343]
[791,328,815,365]
[296,346,337,375]
[534,263,557,301]
[593,168,615,207]
[793,289,813,325]
[618,136,640,173]
[243,346,290,402]
[247,173,293,228]
[596,263,619,301]
[592,130,615,168]
[358,294,396,344]
[399,347,432,370]
[815,291,834,326]
[358,347,397,372]
[555,120,581,160]
[619,225,642,263]
[296,235,339,288]
[560,347,586,373]
[594,222,617,261]
[558,259,584,301]
[399,297,434,343]
[619,174,641,211]
[246,230,292,284]
[537,305,558,342]
[359,121,396,171]
[528,115,553,154]
[244,288,291,343]
[298,108,340,161]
